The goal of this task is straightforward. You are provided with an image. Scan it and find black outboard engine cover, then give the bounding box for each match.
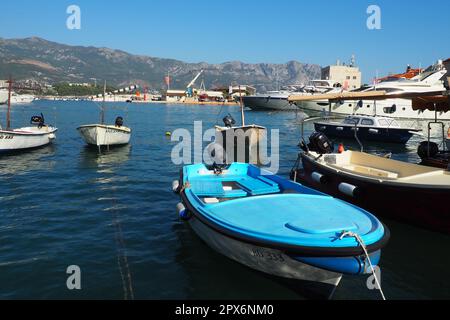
[307,131,333,154]
[223,114,236,128]
[30,113,45,128]
[417,141,439,159]
[115,116,124,127]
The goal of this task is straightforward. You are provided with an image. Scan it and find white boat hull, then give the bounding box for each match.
[243,96,299,111]
[189,217,342,298]
[298,98,450,120]
[77,124,131,146]
[0,126,57,152]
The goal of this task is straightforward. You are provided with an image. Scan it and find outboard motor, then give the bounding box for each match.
[30,113,45,128]
[115,116,124,127]
[307,132,333,154]
[417,141,439,159]
[222,114,236,128]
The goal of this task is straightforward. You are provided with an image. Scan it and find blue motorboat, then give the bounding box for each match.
[173,163,389,299]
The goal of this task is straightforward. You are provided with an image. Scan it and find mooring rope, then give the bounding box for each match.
[112,208,135,300]
[110,197,135,300]
[339,231,386,300]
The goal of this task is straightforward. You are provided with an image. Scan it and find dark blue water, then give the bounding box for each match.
[0,100,449,299]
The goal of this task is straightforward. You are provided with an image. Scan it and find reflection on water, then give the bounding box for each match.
[79,144,132,169]
[0,145,57,176]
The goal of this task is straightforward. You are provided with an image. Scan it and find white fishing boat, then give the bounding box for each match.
[77,122,131,147]
[0,79,57,153]
[77,82,131,149]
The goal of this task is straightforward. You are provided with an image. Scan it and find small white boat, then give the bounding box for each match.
[77,122,131,147]
[0,79,57,153]
[0,124,57,153]
[77,82,131,148]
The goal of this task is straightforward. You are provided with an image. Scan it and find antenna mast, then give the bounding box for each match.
[101,81,106,124]
[6,75,13,130]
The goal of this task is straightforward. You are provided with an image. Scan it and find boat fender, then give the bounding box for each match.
[48,133,56,140]
[311,172,326,184]
[338,182,359,197]
[368,128,379,134]
[176,203,191,221]
[172,180,180,193]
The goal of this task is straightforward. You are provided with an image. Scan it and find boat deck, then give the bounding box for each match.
[183,163,385,248]
[317,151,450,187]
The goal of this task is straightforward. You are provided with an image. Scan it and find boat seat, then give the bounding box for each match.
[237,176,280,196]
[191,180,247,198]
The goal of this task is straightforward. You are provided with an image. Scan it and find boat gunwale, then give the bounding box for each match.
[77,124,131,133]
[0,127,58,136]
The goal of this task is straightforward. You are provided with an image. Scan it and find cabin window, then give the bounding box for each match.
[343,117,360,125]
[361,119,374,126]
[378,119,389,126]
[383,104,397,114]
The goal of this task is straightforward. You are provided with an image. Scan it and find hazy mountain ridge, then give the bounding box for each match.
[0,37,321,92]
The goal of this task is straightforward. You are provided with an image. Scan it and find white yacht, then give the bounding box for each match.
[10,93,36,104]
[296,60,449,120]
[242,80,342,111]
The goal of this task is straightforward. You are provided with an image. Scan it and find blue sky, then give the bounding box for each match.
[0,0,449,82]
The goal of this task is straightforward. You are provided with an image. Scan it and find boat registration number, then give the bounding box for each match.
[250,248,285,262]
[0,135,13,140]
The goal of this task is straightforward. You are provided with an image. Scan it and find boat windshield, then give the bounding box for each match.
[343,117,360,125]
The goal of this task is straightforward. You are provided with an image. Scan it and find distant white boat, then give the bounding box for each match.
[10,93,35,104]
[0,89,8,105]
[243,80,343,111]
[77,81,131,149]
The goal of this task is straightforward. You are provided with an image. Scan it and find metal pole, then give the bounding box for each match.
[101,81,106,124]
[6,76,13,130]
[239,85,245,126]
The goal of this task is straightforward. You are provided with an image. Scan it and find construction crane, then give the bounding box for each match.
[187,70,204,89]
[185,70,204,97]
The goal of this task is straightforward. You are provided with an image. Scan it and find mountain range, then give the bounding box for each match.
[0,37,321,92]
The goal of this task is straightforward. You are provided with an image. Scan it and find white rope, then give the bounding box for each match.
[339,231,386,300]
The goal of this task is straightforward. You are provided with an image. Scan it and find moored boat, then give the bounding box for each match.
[0,121,57,153]
[291,134,450,233]
[77,81,131,149]
[174,163,389,299]
[0,78,57,153]
[314,115,421,144]
[77,122,131,147]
